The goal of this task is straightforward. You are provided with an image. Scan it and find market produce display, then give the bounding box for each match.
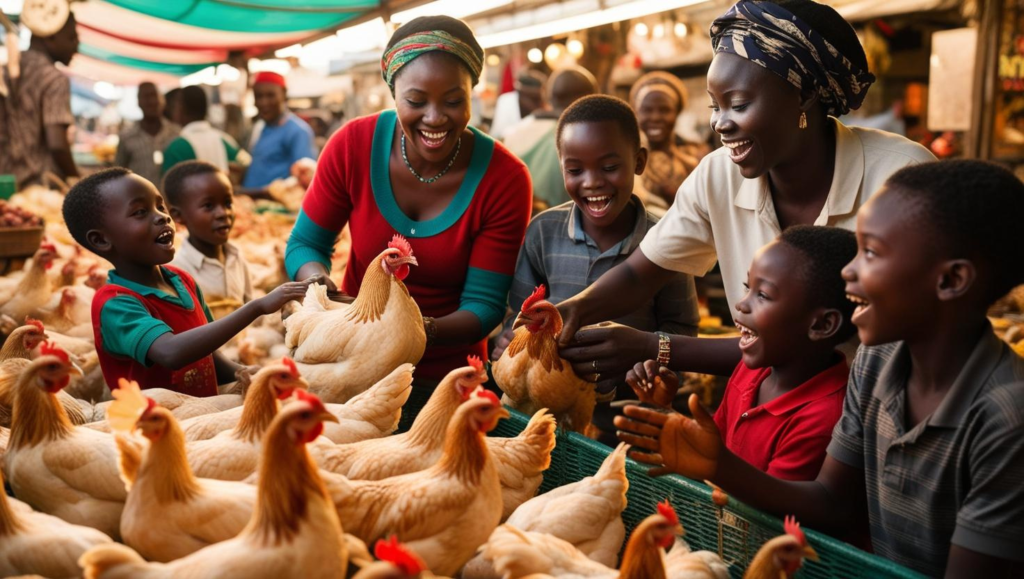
[0,199,44,228]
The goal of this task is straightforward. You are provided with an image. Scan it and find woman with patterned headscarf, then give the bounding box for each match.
[286,16,532,382]
[556,2,935,399]
[629,71,706,206]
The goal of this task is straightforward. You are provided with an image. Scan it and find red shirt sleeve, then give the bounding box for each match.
[765,397,845,481]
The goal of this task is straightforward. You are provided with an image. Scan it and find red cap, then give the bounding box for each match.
[253,71,286,89]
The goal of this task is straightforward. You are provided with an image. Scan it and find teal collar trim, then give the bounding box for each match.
[370,109,494,238]
[107,267,196,310]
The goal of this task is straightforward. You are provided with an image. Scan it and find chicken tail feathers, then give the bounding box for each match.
[79,543,149,579]
[341,363,414,432]
[519,409,557,467]
[114,433,142,490]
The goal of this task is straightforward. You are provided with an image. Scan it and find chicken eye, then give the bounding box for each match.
[47,363,60,371]
[278,373,290,380]
[300,411,313,420]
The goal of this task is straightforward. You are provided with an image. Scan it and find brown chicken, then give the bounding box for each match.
[285,235,426,402]
[0,465,113,578]
[492,285,595,433]
[3,342,127,539]
[108,380,256,562]
[0,244,57,323]
[320,389,508,576]
[33,287,93,337]
[742,516,818,579]
[78,391,351,579]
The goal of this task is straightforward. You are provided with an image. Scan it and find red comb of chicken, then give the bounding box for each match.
[374,535,427,575]
[388,234,413,257]
[474,388,500,406]
[143,397,158,417]
[294,389,326,411]
[784,515,807,546]
[40,242,57,253]
[657,499,679,525]
[38,341,70,364]
[521,284,547,312]
[282,357,299,378]
[467,355,483,372]
[25,317,45,333]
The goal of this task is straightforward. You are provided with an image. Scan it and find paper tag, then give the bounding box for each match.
[153,150,163,165]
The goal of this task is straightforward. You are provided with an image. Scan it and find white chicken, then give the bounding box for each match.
[78,392,351,579]
[285,235,426,402]
[0,466,113,579]
[3,342,127,539]
[107,380,256,562]
[462,443,629,579]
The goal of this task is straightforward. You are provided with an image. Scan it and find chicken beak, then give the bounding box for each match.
[68,361,84,377]
[512,312,531,330]
[497,407,511,420]
[319,410,339,424]
[803,545,819,562]
[399,256,419,267]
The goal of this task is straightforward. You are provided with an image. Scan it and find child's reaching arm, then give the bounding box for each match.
[614,394,863,536]
[145,280,310,370]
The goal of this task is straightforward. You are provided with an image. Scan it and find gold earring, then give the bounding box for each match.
[799,112,808,129]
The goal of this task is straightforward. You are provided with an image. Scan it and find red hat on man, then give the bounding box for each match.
[253,71,287,89]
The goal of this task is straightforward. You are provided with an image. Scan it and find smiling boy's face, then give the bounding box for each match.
[170,171,235,253]
[560,120,646,229]
[843,187,945,346]
[733,241,819,369]
[92,174,176,267]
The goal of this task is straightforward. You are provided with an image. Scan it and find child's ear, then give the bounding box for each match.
[936,259,976,301]
[86,229,112,254]
[634,147,649,176]
[808,308,842,342]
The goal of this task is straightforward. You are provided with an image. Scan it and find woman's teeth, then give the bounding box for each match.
[583,195,613,215]
[419,130,448,148]
[736,322,759,348]
[723,139,753,162]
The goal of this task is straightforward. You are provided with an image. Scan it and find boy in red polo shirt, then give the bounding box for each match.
[62,168,310,396]
[626,226,857,480]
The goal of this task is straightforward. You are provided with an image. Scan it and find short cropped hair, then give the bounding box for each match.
[62,167,131,251]
[162,160,222,207]
[556,94,641,153]
[779,225,859,342]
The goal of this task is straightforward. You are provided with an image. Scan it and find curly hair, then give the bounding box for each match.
[62,167,131,251]
[778,225,859,342]
[557,94,641,153]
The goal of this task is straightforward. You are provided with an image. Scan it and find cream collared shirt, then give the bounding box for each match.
[172,239,253,307]
[640,119,936,310]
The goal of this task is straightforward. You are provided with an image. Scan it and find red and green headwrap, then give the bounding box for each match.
[381,30,483,91]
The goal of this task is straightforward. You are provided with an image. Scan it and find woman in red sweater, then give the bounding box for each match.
[285,16,533,382]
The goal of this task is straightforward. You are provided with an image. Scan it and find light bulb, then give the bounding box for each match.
[487,54,501,66]
[653,23,665,38]
[674,22,688,37]
[634,22,649,37]
[527,48,543,63]
[567,39,584,58]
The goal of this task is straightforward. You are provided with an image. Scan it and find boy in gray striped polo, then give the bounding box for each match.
[492,95,699,444]
[615,160,1024,577]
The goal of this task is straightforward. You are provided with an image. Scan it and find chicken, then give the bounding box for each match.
[463,443,629,579]
[353,536,452,579]
[0,466,113,579]
[3,342,127,539]
[0,244,57,321]
[187,359,308,481]
[320,389,508,576]
[492,285,595,433]
[104,379,256,562]
[78,392,351,579]
[237,323,287,366]
[314,357,487,478]
[89,386,243,428]
[488,408,557,520]
[182,362,414,445]
[286,235,426,402]
[742,516,818,579]
[33,287,94,336]
[482,501,720,579]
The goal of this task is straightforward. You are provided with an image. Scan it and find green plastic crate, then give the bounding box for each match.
[398,386,925,579]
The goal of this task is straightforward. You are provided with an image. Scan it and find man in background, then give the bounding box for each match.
[489,68,546,141]
[162,85,246,175]
[115,81,179,187]
[241,71,316,192]
[0,12,80,186]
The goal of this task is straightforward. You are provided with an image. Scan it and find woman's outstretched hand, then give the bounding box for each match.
[626,360,679,409]
[613,394,722,479]
[559,322,656,380]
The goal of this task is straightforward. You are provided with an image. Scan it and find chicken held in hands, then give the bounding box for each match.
[78,391,350,579]
[286,235,426,403]
[492,285,595,433]
[321,389,508,577]
[314,356,486,479]
[0,465,113,579]
[4,342,128,539]
[107,380,256,562]
[743,516,818,579]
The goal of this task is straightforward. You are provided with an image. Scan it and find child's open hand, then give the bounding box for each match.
[257,280,312,315]
[626,360,679,409]
[614,394,722,479]
[490,327,516,361]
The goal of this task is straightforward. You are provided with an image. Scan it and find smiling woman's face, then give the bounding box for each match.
[393,52,473,166]
[706,52,805,179]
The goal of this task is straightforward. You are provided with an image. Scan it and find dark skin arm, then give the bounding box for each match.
[45,124,79,179]
[614,395,861,535]
[944,546,1021,579]
[146,280,310,370]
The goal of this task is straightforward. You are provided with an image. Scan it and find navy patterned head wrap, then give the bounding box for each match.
[710,0,875,117]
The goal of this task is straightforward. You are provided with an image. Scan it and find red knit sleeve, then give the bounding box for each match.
[299,116,369,231]
[467,148,533,276]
